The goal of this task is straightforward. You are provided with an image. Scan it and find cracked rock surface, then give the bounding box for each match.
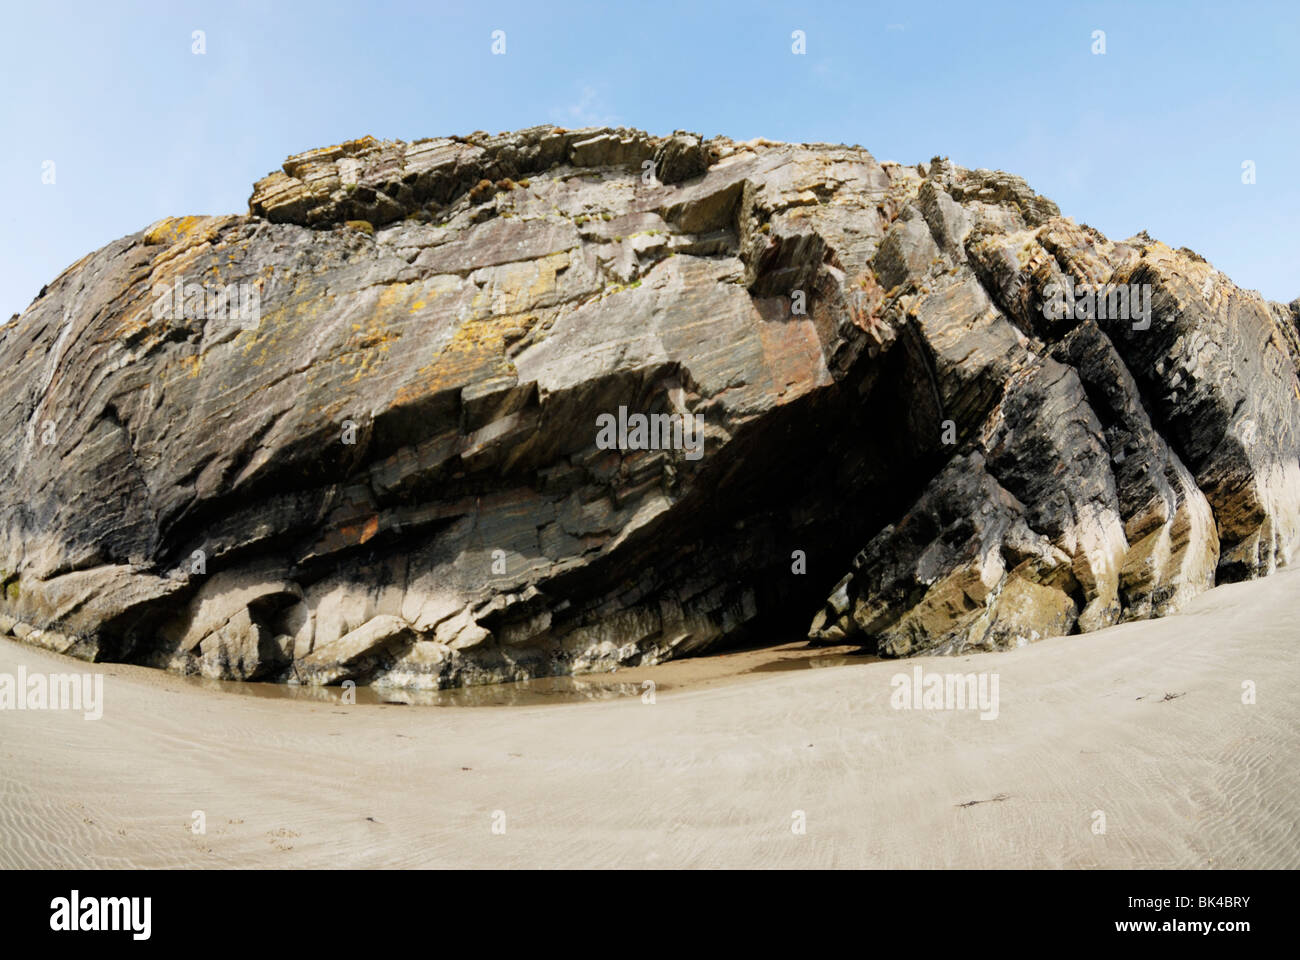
[2,126,1298,686]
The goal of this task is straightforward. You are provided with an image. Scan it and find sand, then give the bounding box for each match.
[2,569,1298,869]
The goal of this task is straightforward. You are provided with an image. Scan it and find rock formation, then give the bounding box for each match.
[2,125,1298,687]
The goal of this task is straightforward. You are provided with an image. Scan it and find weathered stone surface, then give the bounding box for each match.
[2,130,1297,682]
[811,162,1292,656]
[296,613,412,685]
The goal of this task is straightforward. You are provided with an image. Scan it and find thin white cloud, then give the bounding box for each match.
[551,84,619,127]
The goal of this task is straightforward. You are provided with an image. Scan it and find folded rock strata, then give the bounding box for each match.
[2,126,1297,685]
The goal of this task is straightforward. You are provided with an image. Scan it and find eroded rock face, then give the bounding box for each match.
[2,126,1297,683]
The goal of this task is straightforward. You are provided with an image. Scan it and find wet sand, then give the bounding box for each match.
[2,570,1298,868]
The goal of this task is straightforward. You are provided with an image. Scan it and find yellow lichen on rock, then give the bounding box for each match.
[143,216,204,247]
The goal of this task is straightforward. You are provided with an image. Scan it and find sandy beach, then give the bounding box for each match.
[2,569,1297,869]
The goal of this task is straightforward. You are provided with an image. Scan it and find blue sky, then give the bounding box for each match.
[3,0,1297,321]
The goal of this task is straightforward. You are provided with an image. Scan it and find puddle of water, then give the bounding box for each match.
[744,653,869,674]
[177,672,667,708]
[169,640,873,707]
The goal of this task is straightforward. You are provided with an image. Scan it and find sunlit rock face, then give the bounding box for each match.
[2,126,1297,686]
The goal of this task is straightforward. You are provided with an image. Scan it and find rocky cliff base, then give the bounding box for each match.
[3,126,1298,687]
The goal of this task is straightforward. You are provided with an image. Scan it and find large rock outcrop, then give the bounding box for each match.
[2,126,1297,686]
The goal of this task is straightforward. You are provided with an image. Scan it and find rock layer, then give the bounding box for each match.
[2,126,1297,685]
